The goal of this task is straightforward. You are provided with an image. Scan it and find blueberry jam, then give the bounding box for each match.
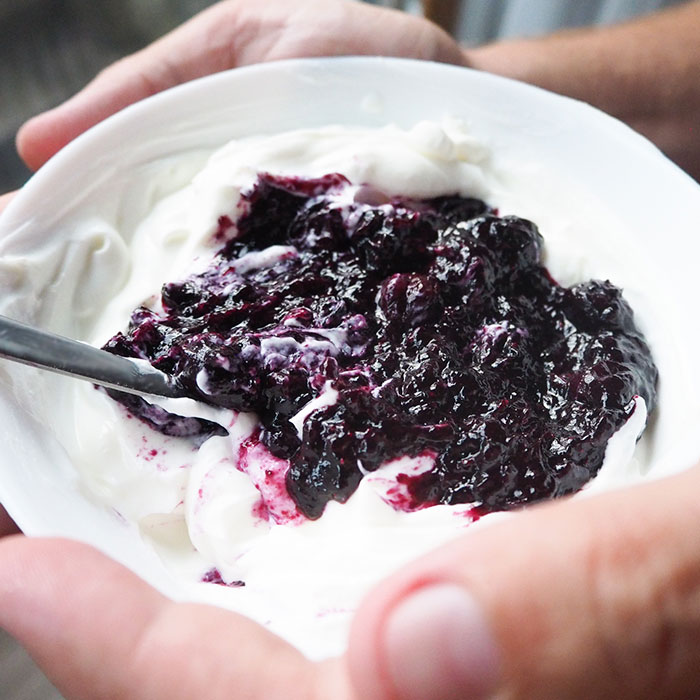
[104,173,658,519]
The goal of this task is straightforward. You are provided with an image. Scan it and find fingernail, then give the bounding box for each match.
[383,583,501,700]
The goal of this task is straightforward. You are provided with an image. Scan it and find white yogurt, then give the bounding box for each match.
[0,119,689,660]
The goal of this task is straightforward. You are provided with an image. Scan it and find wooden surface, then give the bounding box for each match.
[421,0,461,34]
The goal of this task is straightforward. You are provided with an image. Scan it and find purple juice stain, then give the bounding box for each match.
[201,568,245,587]
[104,173,658,519]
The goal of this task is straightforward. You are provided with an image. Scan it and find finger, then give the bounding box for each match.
[0,537,353,700]
[17,0,466,171]
[348,465,700,700]
[0,505,19,537]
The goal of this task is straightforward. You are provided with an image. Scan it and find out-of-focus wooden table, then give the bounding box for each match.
[422,0,461,34]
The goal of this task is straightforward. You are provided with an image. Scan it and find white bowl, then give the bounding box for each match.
[1,57,699,657]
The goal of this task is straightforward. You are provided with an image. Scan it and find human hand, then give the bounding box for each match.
[2,467,700,699]
[16,0,466,172]
[0,537,353,700]
[348,463,700,699]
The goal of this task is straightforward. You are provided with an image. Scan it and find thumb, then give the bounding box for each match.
[0,537,351,700]
[347,465,700,700]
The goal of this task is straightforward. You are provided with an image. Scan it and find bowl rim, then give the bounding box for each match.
[3,56,699,228]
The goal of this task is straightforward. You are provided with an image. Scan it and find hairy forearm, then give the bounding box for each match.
[465,1,700,180]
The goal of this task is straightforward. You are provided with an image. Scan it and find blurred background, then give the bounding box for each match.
[0,0,687,698]
[1,0,218,192]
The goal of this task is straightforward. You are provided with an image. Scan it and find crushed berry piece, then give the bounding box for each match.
[201,568,245,587]
[104,173,658,519]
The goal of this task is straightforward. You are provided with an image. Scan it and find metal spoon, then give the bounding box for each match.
[0,314,184,399]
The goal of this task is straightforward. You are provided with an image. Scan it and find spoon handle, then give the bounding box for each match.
[0,315,183,399]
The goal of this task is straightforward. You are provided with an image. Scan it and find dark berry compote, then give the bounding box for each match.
[104,173,658,520]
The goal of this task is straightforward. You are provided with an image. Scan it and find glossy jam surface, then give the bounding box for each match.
[104,174,658,518]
